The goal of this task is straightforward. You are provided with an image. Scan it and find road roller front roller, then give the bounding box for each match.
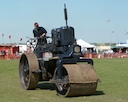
[52,63,98,97]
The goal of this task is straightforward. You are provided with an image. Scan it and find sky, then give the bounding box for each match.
[0,0,128,44]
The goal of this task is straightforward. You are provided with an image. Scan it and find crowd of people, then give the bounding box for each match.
[0,49,20,60]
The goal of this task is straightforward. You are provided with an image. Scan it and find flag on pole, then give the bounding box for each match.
[20,38,22,41]
[2,33,4,37]
[9,35,11,39]
[2,33,4,44]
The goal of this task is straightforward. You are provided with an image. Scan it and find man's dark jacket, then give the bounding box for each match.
[33,27,47,45]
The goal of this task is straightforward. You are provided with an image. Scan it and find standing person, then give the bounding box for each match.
[118,48,122,58]
[33,22,47,58]
[33,22,47,45]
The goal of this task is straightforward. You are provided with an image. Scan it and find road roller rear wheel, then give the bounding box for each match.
[19,53,40,90]
[53,64,98,97]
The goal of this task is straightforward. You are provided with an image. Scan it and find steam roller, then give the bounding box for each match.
[19,4,99,97]
[19,53,99,97]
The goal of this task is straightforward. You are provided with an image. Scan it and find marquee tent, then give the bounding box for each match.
[77,39,95,48]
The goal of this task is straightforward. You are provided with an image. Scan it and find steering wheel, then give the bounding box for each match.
[26,37,37,51]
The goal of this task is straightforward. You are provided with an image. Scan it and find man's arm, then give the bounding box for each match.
[33,29,37,41]
[33,29,37,37]
[40,27,47,38]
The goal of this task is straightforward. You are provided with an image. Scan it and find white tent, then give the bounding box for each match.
[77,39,95,48]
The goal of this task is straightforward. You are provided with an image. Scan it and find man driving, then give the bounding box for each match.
[33,22,47,45]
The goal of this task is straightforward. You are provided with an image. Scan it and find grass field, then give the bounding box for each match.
[0,58,128,102]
